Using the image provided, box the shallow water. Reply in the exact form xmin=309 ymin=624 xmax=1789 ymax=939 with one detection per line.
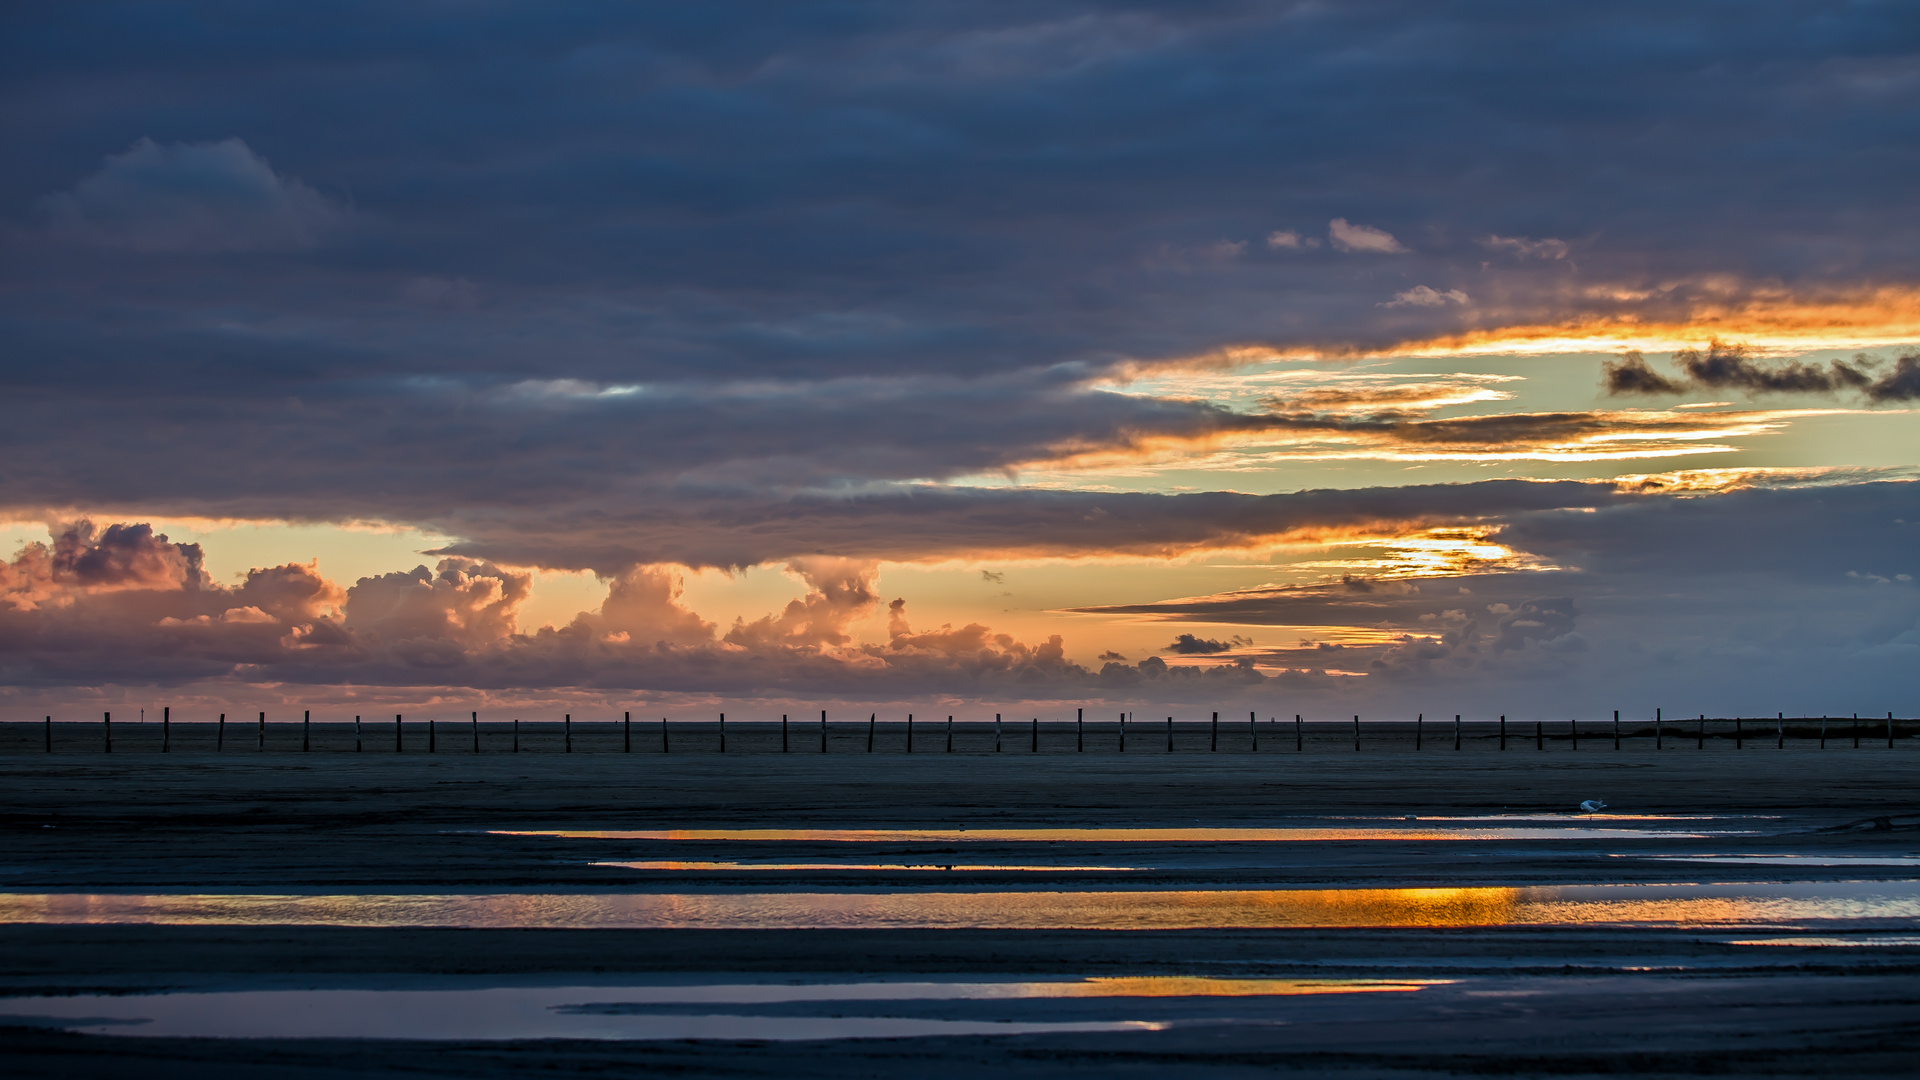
xmin=495 ymin=823 xmax=1740 ymax=842
xmin=6 ymin=881 xmax=1915 ymax=930
xmin=0 ymin=977 xmax=1429 ymax=1041
xmin=591 ymin=861 xmax=1143 ymax=872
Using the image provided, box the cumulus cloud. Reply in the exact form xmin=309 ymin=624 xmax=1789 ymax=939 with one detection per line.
xmin=37 ymin=138 xmax=347 ymax=252
xmin=1382 ymin=286 xmax=1468 ymax=308
xmin=1328 ymin=217 xmax=1408 ymax=254
xmin=1481 ymin=235 xmax=1569 ymax=260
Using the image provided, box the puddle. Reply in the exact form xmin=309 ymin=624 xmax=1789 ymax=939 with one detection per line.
xmin=1726 ymin=935 xmax=1920 ymax=947
xmin=1641 ymin=855 xmax=1920 ymax=867
xmin=496 ymin=824 xmax=1738 ymax=842
xmin=0 ymin=977 xmax=1428 ymax=1041
xmin=5 ymin=882 xmax=1915 ymax=929
xmin=591 ymin=861 xmax=1142 ymax=872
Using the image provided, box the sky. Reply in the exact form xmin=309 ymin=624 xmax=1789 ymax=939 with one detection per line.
xmin=2 ymin=1 xmax=1918 ymax=722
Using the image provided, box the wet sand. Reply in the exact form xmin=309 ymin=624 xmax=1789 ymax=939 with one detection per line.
xmin=3 ymin=740 xmax=1917 ymax=1075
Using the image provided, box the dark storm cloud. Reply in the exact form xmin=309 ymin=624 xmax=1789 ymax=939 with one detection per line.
xmin=2 ymin=2 xmax=1918 ymax=544
xmin=1165 ymin=633 xmax=1231 ymax=655
xmin=1605 ymin=342 xmax=1920 ymax=401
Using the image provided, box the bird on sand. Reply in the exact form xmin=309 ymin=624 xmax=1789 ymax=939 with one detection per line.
xmin=1579 ymin=799 xmax=1608 ymax=813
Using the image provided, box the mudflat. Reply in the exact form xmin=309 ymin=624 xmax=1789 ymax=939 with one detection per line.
xmin=3 ymin=735 xmax=1917 ymax=1076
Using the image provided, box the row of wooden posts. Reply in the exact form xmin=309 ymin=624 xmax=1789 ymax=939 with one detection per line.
xmin=38 ymin=706 xmax=1910 ymax=753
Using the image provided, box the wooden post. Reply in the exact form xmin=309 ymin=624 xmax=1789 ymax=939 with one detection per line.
xmin=44 ymin=715 xmax=51 ymax=753
xmin=1614 ymin=710 xmax=1620 ymax=750
xmin=1210 ymin=711 xmax=1218 ymax=752
xmin=351 ymin=715 xmax=357 ymax=753
xmin=302 ymin=709 xmax=309 ymax=753
xmin=1655 ymin=708 xmax=1662 ymax=750
xmin=820 ymin=710 xmax=827 ymax=753
xmin=512 ymin=717 xmax=519 ymax=753
xmin=623 ymin=711 xmax=631 ymax=753
xmin=1455 ymin=714 xmax=1462 ymax=751
xmin=564 ymin=714 xmax=572 ymax=753
xmin=103 ymin=711 xmax=111 ymax=753
xmin=1416 ymin=713 xmax=1422 ymax=750
xmin=720 ymin=713 xmax=726 ymax=754
xmin=1735 ymin=717 xmax=1742 ymax=750
xmin=474 ymin=711 xmax=481 ymax=753
xmin=1077 ymin=708 xmax=1083 ymax=753
xmin=1250 ymin=711 xmax=1257 ymax=752
xmin=393 ymin=714 xmax=400 ymax=753
xmin=1119 ymin=712 xmax=1126 ymax=753
xmin=1570 ymin=716 xmax=1577 ymax=751
xmin=429 ymin=716 xmax=436 ymax=754
xmin=1166 ymin=716 xmax=1173 ymax=752
xmin=163 ymin=706 xmax=171 ymax=753
xmin=1031 ymin=716 xmax=1038 ymax=753
xmin=867 ymin=713 xmax=875 ymax=753
xmin=662 ymin=717 xmax=669 ymax=754
xmin=1353 ymin=715 xmax=1360 ymax=752
xmin=1890 ymin=711 xmax=1896 ymax=750
xmin=1296 ymin=714 xmax=1302 ymax=753
xmin=995 ymin=713 xmax=1002 ymax=753
xmin=1499 ymin=715 xmax=1506 ymax=751
xmin=1853 ymin=712 xmax=1860 ymax=749
xmin=1777 ymin=712 xmax=1784 ymax=750
xmin=908 ymin=714 xmax=914 ymax=753
xmin=1697 ymin=713 xmax=1704 ymax=750
xmin=946 ymin=715 xmax=953 ymax=753
xmin=782 ymin=714 xmax=789 ymax=753
xmin=260 ymin=711 xmax=267 ymax=752
xmin=1820 ymin=714 xmax=1826 ymax=748
xmin=1535 ymin=720 xmax=1542 ymax=751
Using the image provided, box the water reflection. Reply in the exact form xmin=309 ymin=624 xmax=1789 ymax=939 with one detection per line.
xmin=496 ymin=824 xmax=1732 ymax=842
xmin=591 ymin=861 xmax=1142 ymax=872
xmin=5 ymin=881 xmax=1915 ymax=929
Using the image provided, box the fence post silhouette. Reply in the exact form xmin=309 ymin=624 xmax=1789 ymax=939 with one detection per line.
xmin=1777 ymin=712 xmax=1784 ymax=750
xmin=260 ymin=711 xmax=267 ymax=752
xmin=720 ymin=713 xmax=726 ymax=753
xmin=908 ymin=714 xmax=914 ymax=753
xmin=1499 ymin=715 xmax=1506 ymax=751
xmin=1853 ymin=712 xmax=1860 ymax=749
xmin=1353 ymin=715 xmax=1360 ymax=752
xmin=1697 ymin=714 xmax=1704 ymax=750
xmin=820 ymin=710 xmax=827 ymax=753
xmin=1077 ymin=708 xmax=1083 ymax=752
xmin=1735 ymin=717 xmax=1741 ymax=750
xmin=1820 ymin=715 xmax=1826 ymax=748
xmin=1455 ymin=714 xmax=1462 ymax=751
xmin=1211 ymin=711 xmax=1218 ymax=752
xmin=430 ymin=716 xmax=436 ymax=754
xmin=1613 ymin=710 xmax=1620 ymax=750
xmin=392 ymin=714 xmax=399 ymax=753
xmin=1416 ymin=713 xmax=1422 ymax=751
xmin=1031 ymin=717 xmax=1038 ymax=753
xmin=1890 ymin=711 xmax=1896 ymax=750
xmin=1655 ymin=708 xmax=1662 ymax=750
xmin=1295 ymin=714 xmax=1302 ymax=752
xmin=475 ymin=712 xmax=481 ymax=753
xmin=104 ymin=711 xmax=111 ymax=753
xmin=1536 ymin=720 xmax=1543 ymax=751
xmin=350 ymin=715 xmax=356 ymax=753
xmin=1570 ymin=717 xmax=1577 ymax=751
xmin=623 ymin=712 xmax=630 ymax=753
xmin=867 ymin=713 xmax=875 ymax=752
xmin=1166 ymin=716 xmax=1174 ymax=752
xmin=946 ymin=715 xmax=953 ymax=753
xmin=44 ymin=715 xmax=51 ymax=753
xmin=1120 ymin=712 xmax=1126 ymax=753
xmin=564 ymin=714 xmax=571 ymax=753
xmin=164 ymin=707 xmax=171 ymax=753
xmin=302 ymin=710 xmax=309 ymax=753
xmin=783 ymin=714 xmax=789 ymax=753
xmin=663 ymin=717 xmax=670 ymax=754
xmin=995 ymin=713 xmax=1002 ymax=753
xmin=513 ymin=717 xmax=519 ymax=753
xmin=1251 ymin=711 xmax=1258 ymax=752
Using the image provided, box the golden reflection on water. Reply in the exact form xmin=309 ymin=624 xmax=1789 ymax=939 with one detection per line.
xmin=497 ymin=826 xmax=1719 ymax=842
xmin=3 ymin=883 xmax=1915 ymax=930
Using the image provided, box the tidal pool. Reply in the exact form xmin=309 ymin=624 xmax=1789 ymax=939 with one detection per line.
xmin=5 ymin=881 xmax=1916 ymax=929
xmin=0 ymin=977 xmax=1431 ymax=1041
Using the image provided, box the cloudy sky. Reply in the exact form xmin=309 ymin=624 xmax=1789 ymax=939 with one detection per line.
xmin=3 ymin=2 xmax=1917 ymax=721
